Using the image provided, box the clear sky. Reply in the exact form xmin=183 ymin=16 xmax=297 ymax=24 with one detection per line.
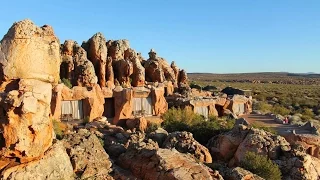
xmin=0 ymin=0 xmax=319 ymax=73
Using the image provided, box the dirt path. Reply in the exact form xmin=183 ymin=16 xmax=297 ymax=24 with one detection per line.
xmin=240 ymin=114 xmax=311 ymax=135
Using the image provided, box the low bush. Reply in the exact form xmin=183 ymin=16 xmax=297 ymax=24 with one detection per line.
xmin=271 ymin=104 xmax=290 ymax=116
xmin=52 ymin=119 xmax=67 ymax=140
xmin=162 ymin=108 xmax=235 ymax=144
xmin=240 ymin=151 xmax=282 ymax=180
xmin=61 ymin=78 xmax=72 ymax=89
xmin=254 ymin=101 xmax=272 ymax=112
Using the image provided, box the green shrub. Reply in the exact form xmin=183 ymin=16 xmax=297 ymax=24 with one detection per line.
xmin=190 ymin=119 xmax=235 ymax=144
xmin=162 ymin=108 xmax=235 ymax=144
xmin=83 ymin=116 xmax=90 ymax=124
xmin=255 ymin=102 xmax=272 ymax=112
xmin=189 ymin=82 xmax=202 ymax=90
xmin=240 ymin=151 xmax=282 ymax=180
xmin=52 ymin=119 xmax=67 ymax=140
xmin=271 ymin=104 xmax=290 ymax=116
xmin=162 ymin=107 xmax=204 ymax=128
xmin=146 ymin=123 xmax=160 ymax=134
xmin=61 ymin=78 xmax=72 ymax=89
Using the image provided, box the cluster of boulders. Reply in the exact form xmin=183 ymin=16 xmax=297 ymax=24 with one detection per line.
xmin=207 ymin=121 xmax=320 ymax=180
xmin=59 ymin=32 xmax=188 ymax=89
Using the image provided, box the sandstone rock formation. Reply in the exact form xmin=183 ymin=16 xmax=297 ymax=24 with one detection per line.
xmin=276 ymin=147 xmax=320 ymax=180
xmin=178 ymin=69 xmax=189 ymax=86
xmin=162 ymin=131 xmax=212 ymax=163
xmin=1 ymin=142 xmax=74 ymax=180
xmin=82 ymin=33 xmax=108 ymax=87
xmin=125 ymin=48 xmax=145 ymax=87
xmin=284 ymin=133 xmax=320 ymax=158
xmin=224 ymin=167 xmax=264 ymax=180
xmin=63 ymin=129 xmax=113 ymax=179
xmin=117 ymin=139 xmax=214 ymax=180
xmin=107 ymin=39 xmax=130 ymax=61
xmin=171 ymin=61 xmax=180 ymax=86
xmin=0 ymin=19 xmax=60 ymax=162
xmin=60 ymin=40 xmax=98 ymax=87
xmin=207 ymin=124 xmax=250 ymax=162
xmin=144 ymin=49 xmax=177 ymax=83
xmin=0 ymin=19 xmax=60 ymax=84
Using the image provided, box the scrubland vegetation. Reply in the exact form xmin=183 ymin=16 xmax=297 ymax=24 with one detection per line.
xmin=162 ymin=108 xmax=235 ymax=144
xmin=240 ymin=151 xmax=282 ymax=180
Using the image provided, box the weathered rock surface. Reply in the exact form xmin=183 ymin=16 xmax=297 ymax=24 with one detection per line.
xmin=107 ymin=39 xmax=130 ymax=61
xmin=224 ymin=167 xmax=264 ymax=180
xmin=125 ymin=48 xmax=145 ymax=87
xmin=284 ymin=133 xmax=320 ymax=158
xmin=276 ymin=149 xmax=320 ymax=180
xmin=231 ymin=128 xmax=291 ymax=166
xmin=1 ymin=141 xmax=74 ymax=180
xmin=0 ymin=19 xmax=60 ymax=163
xmin=148 ymin=128 xmax=169 ymax=146
xmin=126 ymin=117 xmax=148 ymax=132
xmin=207 ymin=125 xmax=250 ymax=162
xmin=0 ymin=79 xmax=54 ymax=162
xmin=63 ymin=129 xmax=113 ymax=179
xmin=0 ymin=19 xmax=60 ymax=84
xmin=162 ymin=131 xmax=212 ymax=163
xmin=117 ymin=139 xmax=214 ymax=180
xmin=82 ymin=33 xmax=108 ymax=87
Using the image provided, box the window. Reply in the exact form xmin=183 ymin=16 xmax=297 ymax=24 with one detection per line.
xmin=194 ymin=106 xmax=209 ymax=119
xmin=61 ymin=100 xmax=83 ymax=121
xmin=132 ymin=97 xmax=153 ymax=116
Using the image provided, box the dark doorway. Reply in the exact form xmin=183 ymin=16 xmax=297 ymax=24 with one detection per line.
xmin=104 ymin=98 xmax=115 ymax=118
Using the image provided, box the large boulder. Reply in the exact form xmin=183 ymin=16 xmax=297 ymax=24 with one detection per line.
xmin=0 ymin=79 xmax=54 ymax=162
xmin=1 ymin=141 xmax=74 ymax=180
xmin=0 ymin=19 xmax=60 ymax=84
xmin=224 ymin=167 xmax=264 ymax=180
xmin=276 ymin=149 xmax=320 ymax=180
xmin=207 ymin=125 xmax=250 ymax=162
xmin=63 ymin=129 xmax=113 ymax=179
xmin=117 ymin=139 xmax=214 ymax=180
xmin=231 ymin=128 xmax=291 ymax=166
xmin=125 ymin=48 xmax=145 ymax=87
xmin=162 ymin=131 xmax=212 ymax=163
xmin=82 ymin=33 xmax=108 ymax=87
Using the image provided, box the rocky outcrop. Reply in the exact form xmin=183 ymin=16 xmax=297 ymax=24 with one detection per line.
xmin=0 ymin=19 xmax=60 ymax=84
xmin=284 ymin=133 xmax=320 ymax=158
xmin=276 ymin=148 xmax=320 ymax=180
xmin=63 ymin=129 xmax=113 ymax=179
xmin=1 ymin=141 xmax=74 ymax=180
xmin=178 ymin=69 xmax=189 ymax=86
xmin=224 ymin=167 xmax=264 ymax=180
xmin=171 ymin=61 xmax=180 ymax=86
xmin=125 ymin=48 xmax=145 ymax=87
xmin=231 ymin=128 xmax=291 ymax=165
xmin=207 ymin=125 xmax=250 ymax=162
xmin=117 ymin=139 xmax=214 ymax=180
xmin=82 ymin=33 xmax=108 ymax=87
xmin=162 ymin=131 xmax=212 ymax=163
xmin=144 ymin=49 xmax=175 ymax=83
xmin=60 ymin=40 xmax=98 ymax=87
xmin=152 ymin=87 xmax=168 ymax=115
xmin=107 ymin=39 xmax=130 ymax=61
xmin=0 ymin=19 xmax=61 ymax=162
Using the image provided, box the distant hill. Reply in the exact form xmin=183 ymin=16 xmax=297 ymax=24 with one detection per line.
xmin=188 ymin=72 xmax=320 ymax=85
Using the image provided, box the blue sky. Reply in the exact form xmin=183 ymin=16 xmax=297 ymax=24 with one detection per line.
xmin=0 ymin=0 xmax=319 ymax=73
